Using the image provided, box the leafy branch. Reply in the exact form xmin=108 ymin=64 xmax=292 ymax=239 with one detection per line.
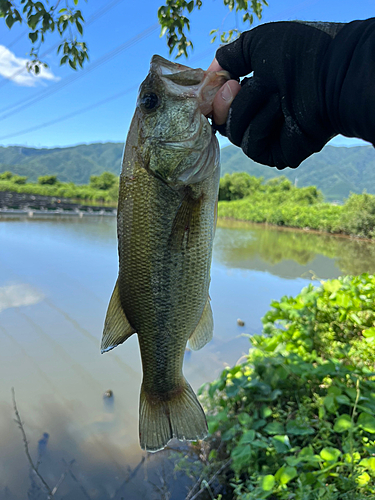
xmin=0 ymin=0 xmax=88 ymax=73
xmin=158 ymin=0 xmax=268 ymax=58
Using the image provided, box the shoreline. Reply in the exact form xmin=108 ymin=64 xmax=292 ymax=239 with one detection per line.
xmin=217 ymin=216 xmax=375 ymax=243
xmin=0 ymin=208 xmax=116 ymax=217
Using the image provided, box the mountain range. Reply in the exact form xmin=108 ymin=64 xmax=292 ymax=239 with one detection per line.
xmin=1 ymin=142 xmax=374 ymax=201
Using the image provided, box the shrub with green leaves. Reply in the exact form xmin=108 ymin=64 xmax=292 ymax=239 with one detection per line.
xmin=217 ymin=172 xmax=375 ymax=239
xmin=0 ymin=171 xmax=119 ymax=204
xmin=182 ymin=275 xmax=375 ymax=499
xmin=339 ymin=193 xmax=375 ymax=239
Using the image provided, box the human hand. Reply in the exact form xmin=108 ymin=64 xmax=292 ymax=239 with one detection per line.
xmin=207 ymin=58 xmax=241 ymax=126
xmin=212 ymin=22 xmax=338 ymax=169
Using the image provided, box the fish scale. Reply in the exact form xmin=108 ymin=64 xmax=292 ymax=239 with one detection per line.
xmin=101 ymin=55 xmax=229 ymax=452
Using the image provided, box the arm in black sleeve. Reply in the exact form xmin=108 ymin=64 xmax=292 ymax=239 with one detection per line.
xmin=215 ymin=19 xmax=375 ymax=169
xmin=322 ymin=19 xmax=375 ymax=146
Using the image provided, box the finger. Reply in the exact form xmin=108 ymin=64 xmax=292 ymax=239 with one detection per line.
xmin=207 ymin=58 xmax=223 ymax=72
xmin=212 ymin=80 xmax=241 ymax=125
xmin=215 ymin=28 xmax=258 ymax=78
xmin=225 ymin=76 xmax=275 ymax=146
xmin=239 ymin=92 xmax=285 ymax=167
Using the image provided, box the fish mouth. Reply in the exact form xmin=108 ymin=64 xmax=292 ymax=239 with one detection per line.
xmin=151 ymin=55 xmax=230 ymax=115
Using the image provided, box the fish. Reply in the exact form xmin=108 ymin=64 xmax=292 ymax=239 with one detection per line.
xmin=101 ymin=55 xmax=229 ymax=452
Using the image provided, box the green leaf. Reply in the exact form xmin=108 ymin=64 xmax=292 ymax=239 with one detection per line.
xmin=336 ymin=394 xmax=351 ymax=405
xmin=29 ymin=31 xmax=38 ymax=43
xmin=363 ymin=327 xmax=375 ymax=338
xmin=275 ymin=466 xmax=297 ymax=485
xmin=271 ymin=435 xmax=291 ymax=454
xmin=5 ymin=15 xmax=15 ymax=28
xmin=286 ymin=456 xmax=302 ymax=467
xmin=231 ymin=444 xmax=252 ymax=469
xmin=187 ymin=0 xmax=194 ymax=13
xmin=357 ymin=472 xmax=371 ymax=486
xmin=261 ymin=405 xmax=272 ymax=418
xmin=358 ymin=412 xmax=375 ymax=433
xmin=251 ymin=439 xmax=269 ymax=449
xmin=286 ymin=420 xmax=314 ymax=435
xmin=323 ymin=279 xmax=341 ymax=294
xmin=238 ymin=412 xmax=252 ymax=426
xmin=261 ymin=475 xmax=275 ymax=491
xmin=360 ymin=457 xmax=375 ymax=471
xmin=320 ymin=447 xmax=341 ymax=462
xmin=239 ymin=429 xmax=255 ymax=444
xmin=324 ymin=395 xmax=338 ymax=413
xmin=333 ymin=414 xmax=353 ymax=433
xmin=264 ymin=421 xmax=284 ymax=435
xmin=76 ymin=19 xmax=83 ymax=35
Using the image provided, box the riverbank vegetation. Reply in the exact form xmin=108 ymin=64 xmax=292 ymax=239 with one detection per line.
xmin=0 ymin=171 xmax=119 ymax=204
xmin=218 ymin=173 xmax=375 ymax=239
xmin=179 ymin=274 xmax=375 ymax=499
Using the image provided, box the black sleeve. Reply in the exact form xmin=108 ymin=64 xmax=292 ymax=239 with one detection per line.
xmin=215 ymin=19 xmax=375 ymax=169
xmin=322 ymin=18 xmax=375 ymax=146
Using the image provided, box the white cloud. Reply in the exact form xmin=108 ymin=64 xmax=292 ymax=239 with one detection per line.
xmin=0 ymin=284 xmax=44 ymax=312
xmin=0 ymin=45 xmax=59 ymax=87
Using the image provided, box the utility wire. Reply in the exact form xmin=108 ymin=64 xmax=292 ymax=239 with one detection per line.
xmin=5 ymin=30 xmax=28 ymax=50
xmin=0 ymin=0 xmax=127 ymax=86
xmin=0 ymin=23 xmax=158 ymax=121
xmin=0 ymin=84 xmax=138 ymax=140
xmin=0 ymin=49 xmax=216 ymax=142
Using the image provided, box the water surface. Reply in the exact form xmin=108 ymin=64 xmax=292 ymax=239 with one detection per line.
xmin=1 ymin=216 xmax=374 ymax=499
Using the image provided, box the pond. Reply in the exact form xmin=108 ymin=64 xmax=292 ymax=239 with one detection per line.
xmin=1 ymin=215 xmax=374 ymax=499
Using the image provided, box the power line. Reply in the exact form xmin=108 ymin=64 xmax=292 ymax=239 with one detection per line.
xmin=0 ymin=23 xmax=158 ymax=121
xmin=0 ymin=0 xmax=127 ymax=86
xmin=0 ymin=84 xmax=138 ymax=140
xmin=0 ymin=48 xmax=219 ymax=141
xmin=6 ymin=30 xmax=28 ymax=50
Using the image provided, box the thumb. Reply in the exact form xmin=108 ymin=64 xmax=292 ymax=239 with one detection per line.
xmin=212 ymin=80 xmax=241 ymax=125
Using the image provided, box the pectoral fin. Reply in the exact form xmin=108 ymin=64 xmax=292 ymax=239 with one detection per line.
xmin=101 ymin=280 xmax=136 ymax=353
xmin=188 ymin=299 xmax=213 ymax=351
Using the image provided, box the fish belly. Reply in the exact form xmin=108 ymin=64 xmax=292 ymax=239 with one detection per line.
xmin=117 ymin=161 xmax=218 ymax=451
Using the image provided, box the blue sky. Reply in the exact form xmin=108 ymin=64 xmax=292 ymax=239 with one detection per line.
xmin=0 ymin=0 xmax=373 ymax=150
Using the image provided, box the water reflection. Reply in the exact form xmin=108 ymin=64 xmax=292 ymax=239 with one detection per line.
xmin=0 ymin=284 xmax=44 ymax=312
xmin=215 ymin=219 xmax=375 ymax=278
xmin=1 ymin=215 xmax=375 ymax=499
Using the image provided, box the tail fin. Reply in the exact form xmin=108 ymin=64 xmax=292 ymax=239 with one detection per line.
xmin=139 ymin=380 xmax=207 ymax=452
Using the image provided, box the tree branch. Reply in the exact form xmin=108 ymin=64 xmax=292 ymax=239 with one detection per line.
xmin=185 ymin=459 xmax=232 ymax=500
xmin=11 ymin=387 xmax=54 ymax=499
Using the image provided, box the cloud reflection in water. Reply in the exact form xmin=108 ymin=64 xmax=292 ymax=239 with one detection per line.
xmin=0 ymin=284 xmax=44 ymax=313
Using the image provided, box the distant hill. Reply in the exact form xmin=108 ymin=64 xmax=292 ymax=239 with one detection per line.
xmin=0 ymin=142 xmax=374 ymax=201
xmin=221 ymin=144 xmax=375 ymax=201
xmin=0 ymin=143 xmax=124 ymax=185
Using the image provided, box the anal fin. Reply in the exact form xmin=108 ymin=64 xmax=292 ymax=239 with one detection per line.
xmin=188 ymin=299 xmax=213 ymax=351
xmin=101 ymin=279 xmax=136 ymax=353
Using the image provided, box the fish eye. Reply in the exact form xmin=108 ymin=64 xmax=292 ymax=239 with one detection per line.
xmin=140 ymin=93 xmax=159 ymax=111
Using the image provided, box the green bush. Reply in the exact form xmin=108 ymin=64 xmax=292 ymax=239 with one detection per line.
xmin=38 ymin=175 xmax=58 ymax=185
xmin=0 ymin=171 xmax=119 ymax=204
xmin=12 ymin=175 xmax=28 ymax=185
xmin=219 ymin=173 xmax=264 ymax=201
xmin=89 ymin=171 xmax=117 ymax=190
xmin=181 ymin=275 xmax=375 ymax=500
xmin=339 ymin=193 xmax=375 ymax=239
xmin=0 ymin=171 xmax=13 ymax=180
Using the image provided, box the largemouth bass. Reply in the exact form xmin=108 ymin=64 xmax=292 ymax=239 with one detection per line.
xmin=101 ymin=55 xmax=229 ymax=452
